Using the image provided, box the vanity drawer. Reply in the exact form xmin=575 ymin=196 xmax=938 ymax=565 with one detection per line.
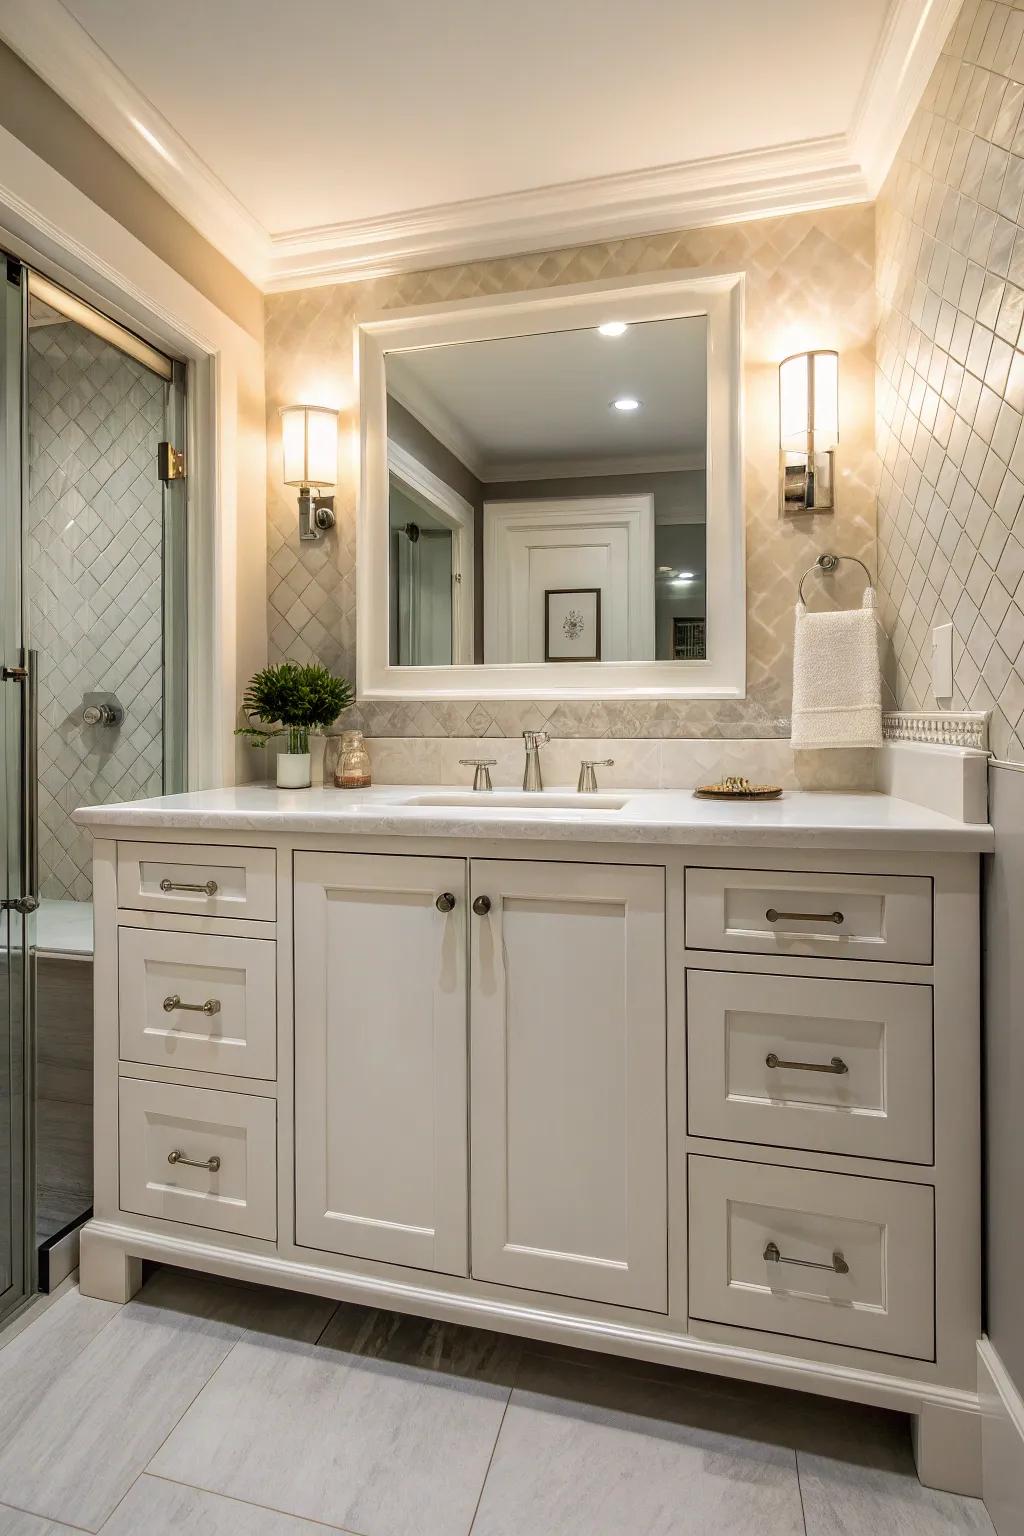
xmin=688 ymin=1155 xmax=934 ymax=1359
xmin=118 ymin=1077 xmax=276 ymax=1239
xmin=685 ymin=867 xmax=932 ymax=964
xmin=686 ymin=970 xmax=933 ymax=1163
xmin=116 ymin=842 xmax=276 ymax=922
xmin=118 ymin=927 xmax=277 ymax=1080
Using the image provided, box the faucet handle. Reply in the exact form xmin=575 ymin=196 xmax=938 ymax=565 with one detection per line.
xmin=522 ymin=730 xmax=550 ymax=750
xmin=577 ymin=758 xmax=615 ymax=793
xmin=460 ymin=758 xmax=496 ymax=791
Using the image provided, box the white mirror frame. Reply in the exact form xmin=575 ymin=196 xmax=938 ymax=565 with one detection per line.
xmin=357 ymin=268 xmax=745 ymax=701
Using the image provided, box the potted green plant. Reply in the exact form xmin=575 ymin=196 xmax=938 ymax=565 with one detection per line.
xmin=236 ymin=662 xmax=353 ymax=788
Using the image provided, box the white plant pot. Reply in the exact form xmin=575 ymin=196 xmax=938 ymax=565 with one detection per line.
xmin=276 ymin=751 xmax=311 ymax=789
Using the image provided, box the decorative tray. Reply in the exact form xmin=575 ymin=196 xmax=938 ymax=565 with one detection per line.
xmin=694 ymin=776 xmax=783 ymax=800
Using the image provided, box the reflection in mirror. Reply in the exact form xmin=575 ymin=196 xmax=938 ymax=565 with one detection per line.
xmin=385 ymin=315 xmax=707 ymax=668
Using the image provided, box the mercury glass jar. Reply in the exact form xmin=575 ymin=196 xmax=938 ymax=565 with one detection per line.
xmin=335 ymin=729 xmax=371 ymax=789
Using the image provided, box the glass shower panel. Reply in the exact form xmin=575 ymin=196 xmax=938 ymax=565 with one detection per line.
xmin=0 ymin=257 xmax=30 ymax=1326
xmin=24 ymin=282 xmax=183 ymax=1260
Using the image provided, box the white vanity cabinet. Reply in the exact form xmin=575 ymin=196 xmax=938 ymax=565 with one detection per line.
xmin=77 ymin=797 xmax=988 ymax=1499
xmin=293 ymin=851 xmax=469 ymax=1275
xmin=468 ymin=858 xmax=666 ymax=1310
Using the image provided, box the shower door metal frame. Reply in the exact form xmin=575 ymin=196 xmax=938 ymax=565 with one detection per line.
xmin=0 ymin=256 xmax=35 ymax=1325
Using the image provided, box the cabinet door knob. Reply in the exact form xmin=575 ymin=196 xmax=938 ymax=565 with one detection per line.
xmin=472 ymin=895 xmax=492 ymax=916
xmin=435 ymin=892 xmax=456 ymax=913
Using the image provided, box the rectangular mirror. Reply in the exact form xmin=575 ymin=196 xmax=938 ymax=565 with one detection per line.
xmin=359 ymin=271 xmax=744 ymax=700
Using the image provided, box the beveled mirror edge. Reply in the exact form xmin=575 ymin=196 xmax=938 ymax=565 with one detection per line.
xmin=357 ymin=267 xmax=746 ymax=701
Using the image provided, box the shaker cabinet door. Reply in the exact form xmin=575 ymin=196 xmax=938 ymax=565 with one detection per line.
xmin=293 ymin=851 xmax=468 ymax=1275
xmin=469 ymin=858 xmax=667 ymax=1311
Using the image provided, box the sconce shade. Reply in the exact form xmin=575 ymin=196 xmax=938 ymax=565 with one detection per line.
xmin=779 ymin=350 xmax=839 ymax=454
xmin=281 ymin=404 xmax=338 ymax=488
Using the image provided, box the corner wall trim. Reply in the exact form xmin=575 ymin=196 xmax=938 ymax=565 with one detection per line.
xmin=978 ymin=1338 xmax=1024 ymax=1536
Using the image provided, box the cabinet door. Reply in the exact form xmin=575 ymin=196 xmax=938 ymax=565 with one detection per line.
xmin=294 ymin=851 xmax=468 ymax=1275
xmin=470 ymin=859 xmax=667 ymax=1311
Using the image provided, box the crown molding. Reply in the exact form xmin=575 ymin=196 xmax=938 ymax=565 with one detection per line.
xmin=0 ymin=0 xmax=269 ymax=285
xmin=850 ymin=0 xmax=963 ymax=196
xmin=0 ymin=0 xmax=951 ymax=295
xmin=265 ymin=137 xmax=869 ymax=291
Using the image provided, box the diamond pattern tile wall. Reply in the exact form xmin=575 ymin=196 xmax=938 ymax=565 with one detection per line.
xmin=876 ymin=0 xmax=1024 ymax=763
xmin=26 ymin=323 xmax=165 ymax=900
xmin=265 ymin=204 xmax=878 ymax=738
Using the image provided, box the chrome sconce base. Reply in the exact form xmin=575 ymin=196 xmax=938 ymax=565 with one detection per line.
xmin=780 ymin=448 xmax=835 ymax=516
xmin=298 ymin=486 xmax=336 ymax=541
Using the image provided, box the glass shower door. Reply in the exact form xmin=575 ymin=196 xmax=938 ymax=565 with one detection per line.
xmin=0 ymin=255 xmax=32 ymax=1325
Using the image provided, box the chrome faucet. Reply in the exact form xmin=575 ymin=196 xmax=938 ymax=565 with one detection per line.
xmin=522 ymin=730 xmax=550 ymax=791
xmin=460 ymin=758 xmax=496 ymax=791
xmin=577 ymin=758 xmax=614 ymax=793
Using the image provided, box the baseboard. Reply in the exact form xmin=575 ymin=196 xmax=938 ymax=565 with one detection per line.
xmin=37 ymin=1208 xmax=91 ymax=1294
xmin=978 ymin=1338 xmax=1024 ymax=1536
xmin=81 ymin=1218 xmax=978 ymax=1421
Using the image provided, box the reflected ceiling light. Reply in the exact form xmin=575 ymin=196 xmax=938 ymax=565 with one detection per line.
xmin=281 ymin=403 xmax=339 ymax=542
xmin=598 ymin=321 xmax=628 ymax=337
xmin=671 ymin=572 xmax=695 ymax=585
xmin=611 ymin=396 xmax=641 ymax=411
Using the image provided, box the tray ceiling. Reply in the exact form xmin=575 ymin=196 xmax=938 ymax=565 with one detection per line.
xmin=0 ymin=0 xmax=961 ymax=290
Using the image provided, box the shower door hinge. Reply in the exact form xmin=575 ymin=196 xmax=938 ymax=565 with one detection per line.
xmin=1 ymin=665 xmax=28 ymax=681
xmin=158 ymin=442 xmax=186 ymax=482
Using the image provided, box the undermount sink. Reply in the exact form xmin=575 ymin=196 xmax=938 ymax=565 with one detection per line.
xmin=406 ymin=791 xmax=629 ymax=812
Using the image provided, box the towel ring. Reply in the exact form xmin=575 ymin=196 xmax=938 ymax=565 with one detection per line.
xmin=798 ymin=552 xmax=874 ymax=607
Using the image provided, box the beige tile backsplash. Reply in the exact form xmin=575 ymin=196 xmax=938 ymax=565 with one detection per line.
xmin=265 ymin=203 xmax=878 ymax=744
xmin=877 ymin=0 xmax=1024 ymax=764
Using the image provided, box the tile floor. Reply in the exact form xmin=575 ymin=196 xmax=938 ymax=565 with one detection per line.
xmin=0 ymin=1266 xmax=995 ymax=1536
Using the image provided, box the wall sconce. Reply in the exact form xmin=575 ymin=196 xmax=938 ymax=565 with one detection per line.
xmin=779 ymin=350 xmax=838 ymax=515
xmin=281 ymin=404 xmax=339 ymax=541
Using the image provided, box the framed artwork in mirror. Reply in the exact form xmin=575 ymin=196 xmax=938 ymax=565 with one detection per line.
xmin=545 ymin=588 xmax=601 ymax=662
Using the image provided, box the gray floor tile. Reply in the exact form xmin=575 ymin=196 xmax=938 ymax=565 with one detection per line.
xmin=0 ymin=1269 xmax=335 ymax=1533
xmin=0 ymin=1287 xmax=118 ymax=1441
xmin=470 ymin=1351 xmax=805 ymax=1536
xmin=0 ymin=1506 xmax=79 ymax=1536
xmin=150 ymin=1303 xmax=521 ymax=1536
xmin=99 ymin=1475 xmax=355 ymax=1535
xmin=794 ymin=1399 xmax=995 ymax=1535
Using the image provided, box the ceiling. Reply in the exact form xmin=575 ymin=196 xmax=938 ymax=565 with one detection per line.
xmin=0 ymin=0 xmax=959 ymax=290
xmin=386 ymin=316 xmax=708 ymax=478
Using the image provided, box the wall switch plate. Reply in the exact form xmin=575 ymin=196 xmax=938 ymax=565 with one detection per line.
xmin=931 ymin=622 xmax=953 ymax=700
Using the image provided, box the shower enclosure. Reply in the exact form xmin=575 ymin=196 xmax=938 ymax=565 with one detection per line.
xmin=0 ymin=253 xmax=186 ymax=1322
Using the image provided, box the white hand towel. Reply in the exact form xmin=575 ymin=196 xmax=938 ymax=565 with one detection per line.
xmin=791 ymin=587 xmax=882 ymax=750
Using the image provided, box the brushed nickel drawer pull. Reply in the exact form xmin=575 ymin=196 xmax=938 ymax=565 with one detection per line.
xmin=765 ymin=907 xmax=844 ymax=925
xmin=766 ymin=1052 xmax=848 ymax=1075
xmin=763 ymin=1240 xmax=849 ymax=1274
xmin=159 ymin=878 xmax=219 ymax=896
xmin=167 ymin=1148 xmax=221 ymax=1173
xmin=162 ymin=994 xmax=222 ymax=1016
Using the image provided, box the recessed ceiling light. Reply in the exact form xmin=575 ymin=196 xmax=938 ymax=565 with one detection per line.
xmin=598 ymin=321 xmax=628 ymax=337
xmin=611 ymin=396 xmax=641 ymax=412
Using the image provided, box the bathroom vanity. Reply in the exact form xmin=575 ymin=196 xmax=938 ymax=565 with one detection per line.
xmin=75 ymin=783 xmax=991 ymax=1495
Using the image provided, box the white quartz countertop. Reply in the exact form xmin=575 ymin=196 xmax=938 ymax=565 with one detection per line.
xmin=72 ymin=783 xmax=995 ymax=852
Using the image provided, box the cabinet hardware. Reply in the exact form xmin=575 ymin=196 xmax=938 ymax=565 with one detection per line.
xmin=162 ymin=994 xmax=222 ymax=1016
xmin=763 ymin=1241 xmax=849 ymax=1274
xmin=765 ymin=1052 xmax=848 ymax=1075
xmin=160 ymin=878 xmax=219 ymax=896
xmin=472 ymin=895 xmax=492 ymax=916
xmin=167 ymin=1149 xmax=221 ymax=1172
xmin=765 ymin=907 xmax=844 ymax=925
xmin=435 ymin=892 xmax=457 ymax=913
